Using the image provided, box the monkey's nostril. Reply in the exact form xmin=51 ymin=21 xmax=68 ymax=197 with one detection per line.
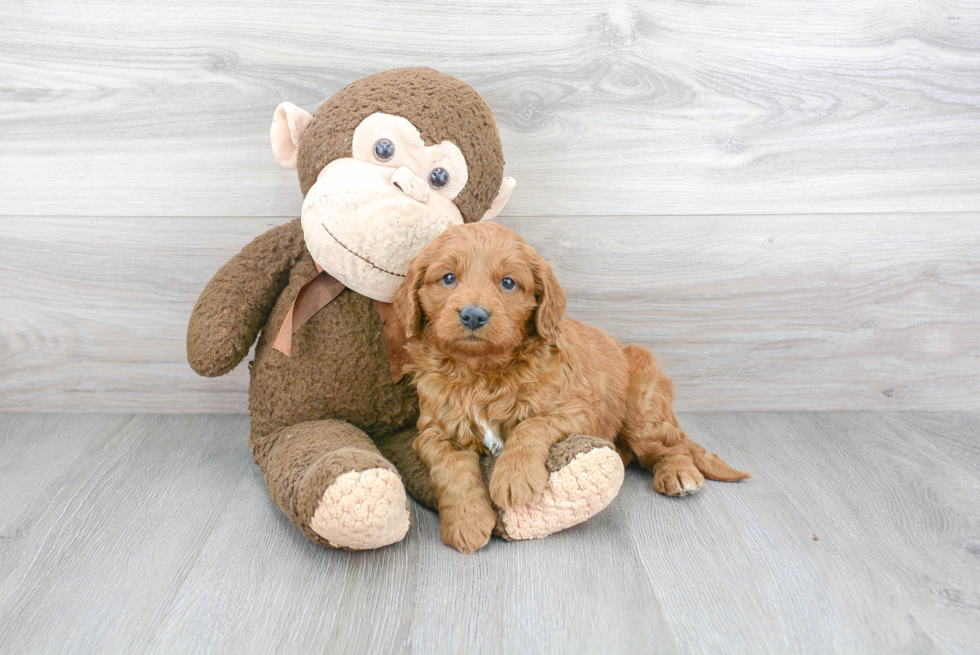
xmin=391 ymin=166 xmax=429 ymax=202
xmin=459 ymin=305 xmax=490 ymax=330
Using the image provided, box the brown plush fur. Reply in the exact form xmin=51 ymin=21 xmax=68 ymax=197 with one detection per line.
xmin=188 ymin=219 xmax=423 ymax=546
xmin=187 ymin=219 xmax=306 ymax=378
xmin=298 ymin=67 xmax=504 ymax=223
xmin=395 ymin=223 xmax=750 ymax=552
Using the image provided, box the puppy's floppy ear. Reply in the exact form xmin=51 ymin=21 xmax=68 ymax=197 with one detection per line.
xmin=394 ymin=246 xmax=433 ymax=340
xmin=530 ymin=251 xmax=566 ymax=344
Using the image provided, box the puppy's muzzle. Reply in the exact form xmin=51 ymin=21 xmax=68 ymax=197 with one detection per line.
xmin=459 ymin=305 xmax=490 ymax=331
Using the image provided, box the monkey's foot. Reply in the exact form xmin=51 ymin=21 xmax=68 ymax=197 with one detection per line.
xmin=496 ymin=435 xmax=624 ymax=541
xmin=310 ymin=467 xmax=410 ymax=550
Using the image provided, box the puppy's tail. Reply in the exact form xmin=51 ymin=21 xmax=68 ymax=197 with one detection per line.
xmin=688 ymin=441 xmax=752 ymax=482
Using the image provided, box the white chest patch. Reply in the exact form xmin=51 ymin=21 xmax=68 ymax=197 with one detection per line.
xmin=475 ymin=411 xmax=504 ymax=457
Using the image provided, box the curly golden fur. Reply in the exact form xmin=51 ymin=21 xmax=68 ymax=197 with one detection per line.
xmin=394 ymin=222 xmax=750 ymax=553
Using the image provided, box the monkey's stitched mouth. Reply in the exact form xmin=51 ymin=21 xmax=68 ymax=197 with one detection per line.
xmin=321 ymin=223 xmax=406 ymax=278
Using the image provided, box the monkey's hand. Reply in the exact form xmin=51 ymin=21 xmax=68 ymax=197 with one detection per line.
xmin=187 ymin=218 xmax=305 ymax=377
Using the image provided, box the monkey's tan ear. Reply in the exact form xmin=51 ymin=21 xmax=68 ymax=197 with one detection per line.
xmin=479 ymin=177 xmax=516 ymax=222
xmin=271 ymin=102 xmax=314 ymax=170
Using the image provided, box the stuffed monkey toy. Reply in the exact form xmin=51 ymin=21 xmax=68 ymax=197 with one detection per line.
xmin=187 ymin=68 xmax=625 ymax=551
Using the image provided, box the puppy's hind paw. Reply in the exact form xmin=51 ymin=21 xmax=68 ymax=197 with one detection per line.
xmin=653 ymin=457 xmax=705 ymax=497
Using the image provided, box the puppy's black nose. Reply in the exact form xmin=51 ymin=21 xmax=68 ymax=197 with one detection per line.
xmin=459 ymin=305 xmax=489 ymax=330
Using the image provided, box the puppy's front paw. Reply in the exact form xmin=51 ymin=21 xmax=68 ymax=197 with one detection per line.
xmin=490 ymin=455 xmax=550 ymax=509
xmin=440 ymin=498 xmax=496 ymax=554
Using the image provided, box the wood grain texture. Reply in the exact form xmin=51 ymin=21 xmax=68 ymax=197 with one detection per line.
xmin=0 ymin=414 xmax=255 ymax=652
xmin=0 ymin=412 xmax=977 ymax=653
xmin=1 ymin=0 xmax=979 ymax=217
xmin=618 ymin=411 xmax=980 ymax=654
xmin=2 ymin=214 xmax=977 ymax=412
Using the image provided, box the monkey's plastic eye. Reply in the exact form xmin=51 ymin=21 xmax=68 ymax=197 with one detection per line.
xmin=374 ymin=139 xmax=395 ymax=162
xmin=501 ymin=277 xmax=516 ymax=291
xmin=441 ymin=273 xmax=456 ymax=286
xmin=428 ymin=167 xmax=449 ymax=189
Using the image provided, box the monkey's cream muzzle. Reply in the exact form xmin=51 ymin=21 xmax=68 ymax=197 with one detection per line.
xmin=302 ymin=158 xmax=465 ymax=302
xmin=273 ymin=107 xmax=513 ymax=302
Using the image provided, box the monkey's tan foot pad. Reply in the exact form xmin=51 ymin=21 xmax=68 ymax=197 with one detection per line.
xmin=497 ymin=435 xmax=625 ymax=541
xmin=310 ymin=468 xmax=410 ymax=550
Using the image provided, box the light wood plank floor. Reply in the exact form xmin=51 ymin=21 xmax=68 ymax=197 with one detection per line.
xmin=1 ymin=412 xmax=977 ymax=654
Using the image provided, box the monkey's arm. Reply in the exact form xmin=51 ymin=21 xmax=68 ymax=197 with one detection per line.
xmin=187 ymin=218 xmax=305 ymax=377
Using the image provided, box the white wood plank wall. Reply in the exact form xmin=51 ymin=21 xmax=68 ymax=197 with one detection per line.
xmin=1 ymin=1 xmax=978 ymax=412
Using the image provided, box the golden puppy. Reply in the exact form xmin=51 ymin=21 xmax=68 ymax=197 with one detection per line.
xmin=394 ymin=222 xmax=749 ymax=553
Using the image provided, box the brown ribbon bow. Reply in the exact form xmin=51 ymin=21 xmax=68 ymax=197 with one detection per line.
xmin=271 ymin=264 xmax=411 ymax=383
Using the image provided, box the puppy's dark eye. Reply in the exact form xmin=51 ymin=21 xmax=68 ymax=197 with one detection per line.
xmin=374 ymin=139 xmax=395 ymax=162
xmin=501 ymin=277 xmax=516 ymax=291
xmin=428 ymin=167 xmax=449 ymax=189
xmin=441 ymin=272 xmax=456 ymax=286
